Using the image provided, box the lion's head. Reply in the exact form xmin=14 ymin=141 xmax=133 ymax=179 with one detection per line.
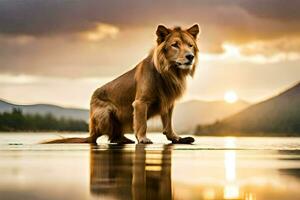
xmin=153 ymin=24 xmax=200 ymax=77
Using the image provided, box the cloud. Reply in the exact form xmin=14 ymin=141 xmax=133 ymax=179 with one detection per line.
xmin=0 ymin=74 xmax=113 ymax=108
xmin=238 ymin=0 xmax=300 ymax=22
xmin=0 ymin=27 xmax=153 ymax=77
xmin=0 ymin=35 xmax=36 ymax=45
xmin=0 ymin=0 xmax=300 ymax=78
xmin=80 ymin=23 xmax=119 ymax=42
xmin=239 ymin=37 xmax=300 ymax=56
xmin=1 ymin=1 xmax=299 ymax=38
xmin=0 ymin=74 xmax=38 ymax=84
xmin=201 ymin=42 xmax=300 ymax=64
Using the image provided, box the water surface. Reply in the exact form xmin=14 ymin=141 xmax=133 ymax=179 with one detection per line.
xmin=1 ymin=133 xmax=300 ymax=200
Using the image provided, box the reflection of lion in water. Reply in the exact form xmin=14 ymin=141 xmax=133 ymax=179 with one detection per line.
xmin=45 ymin=24 xmax=200 ymax=144
xmin=90 ymin=145 xmax=172 ymax=199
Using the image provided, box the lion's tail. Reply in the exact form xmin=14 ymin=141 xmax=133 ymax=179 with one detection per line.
xmin=41 ymin=136 xmax=93 ymax=144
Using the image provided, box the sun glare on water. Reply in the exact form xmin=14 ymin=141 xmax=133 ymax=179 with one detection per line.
xmin=224 ymin=90 xmax=238 ymax=103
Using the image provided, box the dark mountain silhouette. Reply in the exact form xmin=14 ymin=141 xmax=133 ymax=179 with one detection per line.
xmin=196 ymin=82 xmax=300 ymax=136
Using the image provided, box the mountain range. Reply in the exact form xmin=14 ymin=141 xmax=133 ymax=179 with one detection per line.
xmin=0 ymin=100 xmax=89 ymax=121
xmin=0 ymin=98 xmax=250 ymax=133
xmin=2 ymin=81 xmax=299 ymax=135
xmin=195 ymin=82 xmax=300 ymax=136
xmin=172 ymin=100 xmax=249 ymax=132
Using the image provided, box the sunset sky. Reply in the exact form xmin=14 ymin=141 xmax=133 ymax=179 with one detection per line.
xmin=0 ymin=0 xmax=299 ymax=108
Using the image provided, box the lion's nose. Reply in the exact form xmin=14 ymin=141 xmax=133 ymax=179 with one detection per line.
xmin=186 ymin=54 xmax=194 ymax=61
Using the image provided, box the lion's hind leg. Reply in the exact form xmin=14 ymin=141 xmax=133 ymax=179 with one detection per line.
xmin=89 ymin=105 xmax=115 ymax=144
xmin=109 ymin=115 xmax=135 ymax=144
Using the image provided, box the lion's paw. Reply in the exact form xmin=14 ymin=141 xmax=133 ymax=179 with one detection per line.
xmin=172 ymin=136 xmax=195 ymax=144
xmin=138 ymin=137 xmax=153 ymax=144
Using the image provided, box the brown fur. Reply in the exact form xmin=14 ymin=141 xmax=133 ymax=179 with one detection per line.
xmin=43 ymin=24 xmax=200 ymax=144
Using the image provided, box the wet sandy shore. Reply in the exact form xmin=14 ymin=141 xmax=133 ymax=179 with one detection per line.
xmin=1 ymin=133 xmax=300 ymax=200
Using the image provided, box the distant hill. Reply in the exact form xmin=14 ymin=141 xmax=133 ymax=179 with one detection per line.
xmin=0 ymin=108 xmax=88 ymax=132
xmin=1 ymin=98 xmax=250 ymax=133
xmin=0 ymin=99 xmax=89 ymax=122
xmin=147 ymin=100 xmax=250 ymax=133
xmin=172 ymin=100 xmax=249 ymax=132
xmin=195 ymin=82 xmax=300 ymax=136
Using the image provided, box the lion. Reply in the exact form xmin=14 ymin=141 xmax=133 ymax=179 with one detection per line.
xmin=44 ymin=24 xmax=200 ymax=144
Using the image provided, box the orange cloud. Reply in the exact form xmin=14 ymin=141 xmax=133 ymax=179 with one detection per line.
xmin=81 ymin=23 xmax=119 ymax=42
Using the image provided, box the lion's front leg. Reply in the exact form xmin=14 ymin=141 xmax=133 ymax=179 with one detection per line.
xmin=161 ymin=105 xmax=180 ymax=142
xmin=161 ymin=105 xmax=195 ymax=144
xmin=133 ymin=100 xmax=153 ymax=144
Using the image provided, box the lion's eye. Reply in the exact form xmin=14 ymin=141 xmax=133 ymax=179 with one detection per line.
xmin=171 ymin=43 xmax=179 ymax=48
xmin=189 ymin=44 xmax=193 ymax=48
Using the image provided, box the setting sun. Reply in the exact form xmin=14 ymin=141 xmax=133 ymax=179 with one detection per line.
xmin=224 ymin=90 xmax=238 ymax=103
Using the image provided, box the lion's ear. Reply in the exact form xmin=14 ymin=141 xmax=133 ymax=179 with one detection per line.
xmin=156 ymin=25 xmax=171 ymax=44
xmin=187 ymin=24 xmax=200 ymax=39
